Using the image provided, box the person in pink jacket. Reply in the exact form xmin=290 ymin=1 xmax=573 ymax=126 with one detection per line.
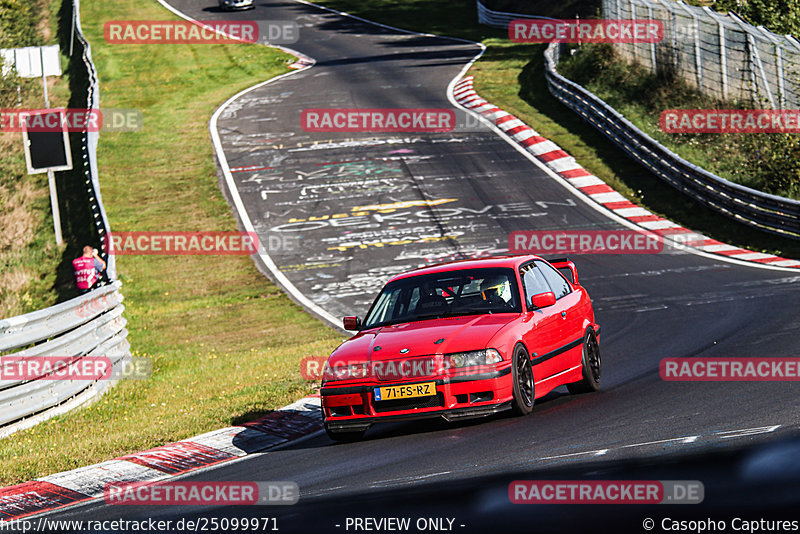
xmin=72 ymin=246 xmax=107 ymax=294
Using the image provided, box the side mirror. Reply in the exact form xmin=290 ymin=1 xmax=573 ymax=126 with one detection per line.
xmin=342 ymin=316 xmax=361 ymax=331
xmin=530 ymin=292 xmax=556 ymax=310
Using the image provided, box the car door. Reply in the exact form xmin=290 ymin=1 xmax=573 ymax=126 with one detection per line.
xmin=536 ymin=260 xmax=584 ymax=371
xmin=519 ymin=262 xmax=566 ymax=383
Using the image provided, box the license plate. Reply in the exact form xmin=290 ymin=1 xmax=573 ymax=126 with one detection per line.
xmin=374 ymin=381 xmax=436 ymax=401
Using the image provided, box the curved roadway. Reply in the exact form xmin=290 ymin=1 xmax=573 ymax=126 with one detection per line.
xmin=49 ymin=0 xmax=800 ymax=531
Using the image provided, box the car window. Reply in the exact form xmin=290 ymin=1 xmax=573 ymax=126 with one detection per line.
xmin=367 ymin=287 xmax=402 ymax=326
xmin=520 ymin=263 xmax=551 ymax=306
xmin=537 ymin=261 xmax=571 ymax=300
xmin=362 ymin=268 xmax=521 ymax=328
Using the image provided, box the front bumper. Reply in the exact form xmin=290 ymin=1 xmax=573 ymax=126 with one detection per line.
xmin=321 ymin=366 xmax=513 ymax=431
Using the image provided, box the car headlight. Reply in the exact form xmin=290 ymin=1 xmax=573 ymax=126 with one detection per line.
xmin=322 ymin=361 xmax=369 ymax=381
xmin=445 ymin=349 xmax=503 ymax=368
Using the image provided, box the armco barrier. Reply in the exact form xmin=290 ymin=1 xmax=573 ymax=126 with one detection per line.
xmin=543 ymin=43 xmax=800 ymax=240
xmin=0 ymin=0 xmax=129 ymax=437
xmin=0 ymin=282 xmax=130 ymax=435
xmin=73 ymin=0 xmax=116 ymax=279
xmin=476 ymin=0 xmax=556 ymax=28
xmin=476 ymin=1 xmax=800 ymax=240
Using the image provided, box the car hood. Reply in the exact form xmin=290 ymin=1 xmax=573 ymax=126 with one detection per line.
xmin=330 ymin=314 xmax=515 ymax=364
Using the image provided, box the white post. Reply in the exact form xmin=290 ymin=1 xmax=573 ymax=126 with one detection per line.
xmin=40 ymin=48 xmax=49 ymax=109
xmin=777 ymin=44 xmax=785 ymax=108
xmin=718 ymin=19 xmax=728 ymax=100
xmin=703 ymin=7 xmax=729 ymax=100
xmin=69 ymin=0 xmax=75 ymax=56
xmin=730 ymin=13 xmax=776 ymax=108
xmin=694 ymin=15 xmax=702 ymax=88
xmin=655 ymin=0 xmax=678 ymax=74
xmin=647 ymin=3 xmax=657 ymax=71
xmin=754 ymin=25 xmax=788 ymax=109
xmin=40 ymin=47 xmax=63 ymax=246
xmin=47 ymin=170 xmax=63 ymax=245
xmin=631 ymin=2 xmax=638 ymax=63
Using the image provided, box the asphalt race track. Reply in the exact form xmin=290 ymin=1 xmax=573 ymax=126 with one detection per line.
xmin=45 ymin=1 xmax=800 ymax=531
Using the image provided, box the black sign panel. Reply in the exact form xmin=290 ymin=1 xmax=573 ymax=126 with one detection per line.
xmin=22 ymin=110 xmax=73 ymax=173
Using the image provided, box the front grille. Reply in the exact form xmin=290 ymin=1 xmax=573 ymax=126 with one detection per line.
xmin=373 ymin=393 xmax=445 ymax=413
xmin=373 ymin=357 xmax=437 ymax=381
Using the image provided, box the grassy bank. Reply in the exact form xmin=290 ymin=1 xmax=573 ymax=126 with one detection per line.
xmin=559 ymin=44 xmax=800 ymax=201
xmin=0 ymin=0 xmax=343 ymax=484
xmin=0 ymin=0 xmax=67 ymax=317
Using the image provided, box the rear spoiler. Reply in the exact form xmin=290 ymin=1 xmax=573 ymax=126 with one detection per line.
xmin=547 ymin=257 xmax=579 ymax=286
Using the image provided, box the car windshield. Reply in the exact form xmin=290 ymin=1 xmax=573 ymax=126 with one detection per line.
xmin=362 ymin=267 xmax=521 ymax=329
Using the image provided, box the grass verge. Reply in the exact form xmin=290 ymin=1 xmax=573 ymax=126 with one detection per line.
xmin=0 ymin=0 xmax=343 ymax=484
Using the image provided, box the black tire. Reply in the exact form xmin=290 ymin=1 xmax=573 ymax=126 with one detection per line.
xmin=567 ymin=328 xmax=601 ymax=394
xmin=325 ymin=426 xmax=366 ymax=442
xmin=511 ymin=344 xmax=535 ymax=415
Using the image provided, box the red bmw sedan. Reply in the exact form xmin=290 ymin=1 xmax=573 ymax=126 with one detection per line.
xmin=321 ymin=255 xmax=601 ymax=441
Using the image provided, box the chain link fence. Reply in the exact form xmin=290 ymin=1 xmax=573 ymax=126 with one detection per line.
xmin=604 ymin=0 xmax=800 ymax=108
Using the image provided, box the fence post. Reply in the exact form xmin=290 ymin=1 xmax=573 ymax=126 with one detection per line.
xmin=631 ymin=1 xmax=639 ymax=63
xmin=703 ymin=7 xmax=729 ymax=100
xmin=654 ymin=0 xmax=679 ymax=78
xmin=718 ymin=21 xmax=728 ymax=100
xmin=777 ymin=44 xmax=786 ymax=108
xmin=676 ymin=1 xmax=703 ymax=89
xmin=786 ymin=36 xmax=800 ymax=107
xmin=755 ymin=26 xmax=787 ymax=109
xmin=647 ymin=3 xmax=657 ymax=71
xmin=730 ymin=13 xmax=776 ymax=108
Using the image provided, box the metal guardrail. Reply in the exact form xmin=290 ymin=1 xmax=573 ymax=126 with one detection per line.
xmin=476 ymin=0 xmax=557 ymax=29
xmin=543 ymin=43 xmax=800 ymax=240
xmin=475 ymin=1 xmax=800 ymax=239
xmin=0 ymin=282 xmax=130 ymax=430
xmin=73 ymin=0 xmax=116 ymax=279
xmin=0 ymin=0 xmax=129 ymax=435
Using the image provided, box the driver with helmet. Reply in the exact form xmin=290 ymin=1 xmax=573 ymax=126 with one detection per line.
xmin=480 ymin=275 xmax=512 ymax=308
